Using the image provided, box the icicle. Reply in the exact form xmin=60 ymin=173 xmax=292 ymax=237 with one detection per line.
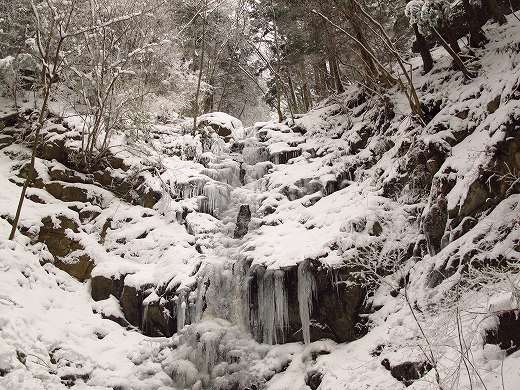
xmin=298 ymin=260 xmax=317 ymax=345
xmin=201 ymin=161 xmax=241 ymax=187
xmin=174 ymin=178 xmax=206 ymax=200
xmin=177 ymin=292 xmax=187 ymax=332
xmin=199 ymin=330 xmax=222 ymax=373
xmin=242 ymin=146 xmax=270 ymax=165
xmin=244 ymin=162 xmax=272 ymax=183
xmin=255 ymin=269 xmax=289 ymax=344
xmin=201 ymin=182 xmax=230 ymax=216
xmin=273 ymin=270 xmax=289 ymax=343
xmin=141 ymin=303 xmax=149 ymax=332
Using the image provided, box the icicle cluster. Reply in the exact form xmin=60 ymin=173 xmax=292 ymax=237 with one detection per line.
xmin=242 ymin=145 xmax=270 ymax=165
xmin=177 ymin=291 xmax=187 ymax=332
xmin=173 ymin=178 xmax=207 ymax=199
xmin=201 ymin=161 xmax=241 ymax=187
xmin=255 ymin=269 xmax=289 ymax=344
xmin=298 ymin=260 xmax=317 ymax=345
xmin=201 ymin=182 xmax=231 ymax=216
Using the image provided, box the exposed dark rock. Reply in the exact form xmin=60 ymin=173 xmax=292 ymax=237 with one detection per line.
xmin=270 ymin=148 xmax=302 ymax=165
xmin=17 ymin=162 xmax=45 ymax=189
xmin=45 ymin=181 xmax=101 ymax=205
xmin=37 ymin=138 xmax=68 ymax=165
xmin=141 ymin=189 xmax=162 ymax=209
xmin=381 ymin=358 xmax=433 ymax=387
xmin=38 ymin=215 xmax=94 ymax=282
xmin=234 ymin=204 xmax=251 ymax=239
xmin=0 ymin=112 xmax=19 ymax=127
xmin=485 ymin=309 xmax=520 ymax=355
xmin=422 ymin=196 xmax=448 ymax=256
xmin=53 ymin=254 xmax=94 ymax=282
xmin=142 ymin=299 xmax=175 ymax=337
xmin=79 ymin=208 xmax=101 ymax=223
xmin=0 ymin=135 xmax=13 ymax=150
xmin=49 ymin=166 xmax=93 ymax=184
xmin=305 ymin=369 xmax=324 ymax=390
xmin=487 ymin=95 xmax=501 ymax=114
xmin=120 ymin=285 xmax=143 ymax=327
xmin=91 ymin=273 xmax=126 ymax=301
xmin=450 ymin=216 xmax=478 ymax=242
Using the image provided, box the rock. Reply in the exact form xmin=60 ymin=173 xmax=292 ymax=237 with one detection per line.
xmin=381 ymin=358 xmax=433 ymax=387
xmin=38 ymin=215 xmax=94 ymax=281
xmin=0 ymin=135 xmax=13 ymax=150
xmin=305 ymin=370 xmax=323 ymax=390
xmin=45 ymin=182 xmax=91 ymax=204
xmin=91 ymin=274 xmax=126 ymax=301
xmin=79 ymin=207 xmax=101 ymax=223
xmin=106 ymin=154 xmax=130 ymax=171
xmin=270 ymin=148 xmax=302 ymax=165
xmin=120 ymin=285 xmax=143 ymax=327
xmin=450 ymin=216 xmax=477 ymax=242
xmin=48 ymin=166 xmax=92 ymax=184
xmin=485 ymin=309 xmax=520 ymax=355
xmin=38 ymin=215 xmax=80 ymax=256
xmin=234 ymin=205 xmax=251 ymax=239
xmin=54 ymin=254 xmax=94 ymax=282
xmin=38 ymin=138 xmax=68 ymax=164
xmin=0 ymin=112 xmax=19 ymax=127
xmin=142 ymin=299 xmax=175 ymax=337
xmin=248 ymin=263 xmax=364 ymax=344
xmin=368 ymin=220 xmax=383 ymax=237
xmin=422 ymin=196 xmax=448 ymax=256
xmin=487 ymin=95 xmax=501 ymax=114
xmin=17 ymin=163 xmax=45 ymax=189
xmin=142 ymin=189 xmax=162 ymax=209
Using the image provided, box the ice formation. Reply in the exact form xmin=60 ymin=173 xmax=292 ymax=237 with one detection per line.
xmin=201 ymin=182 xmax=231 ymax=216
xmin=242 ymin=145 xmax=270 ymax=165
xmin=256 ymin=269 xmax=289 ymax=344
xmin=174 ymin=177 xmax=207 ymax=199
xmin=298 ymin=260 xmax=317 ymax=345
xmin=201 ymin=161 xmax=241 ymax=187
xmin=177 ymin=291 xmax=187 ymax=331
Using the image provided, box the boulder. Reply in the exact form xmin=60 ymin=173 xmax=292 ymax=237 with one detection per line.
xmin=381 ymin=358 xmax=433 ymax=387
xmin=234 ymin=205 xmax=251 ymax=239
xmin=120 ymin=284 xmax=146 ymax=327
xmin=38 ymin=215 xmax=94 ymax=281
xmin=485 ymin=309 xmax=520 ymax=355
xmin=91 ymin=274 xmax=126 ymax=301
xmin=422 ymin=196 xmax=448 ymax=256
xmin=45 ymin=182 xmax=92 ymax=204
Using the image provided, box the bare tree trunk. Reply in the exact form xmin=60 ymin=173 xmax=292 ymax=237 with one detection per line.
xmin=193 ymin=0 xmax=208 ymax=132
xmin=286 ymin=69 xmax=299 ymax=113
xmin=329 ymin=54 xmax=344 ymax=94
xmin=412 ymin=23 xmax=434 ymax=74
xmin=9 ymin=79 xmax=51 ymax=240
xmin=300 ymin=62 xmax=312 ymax=111
xmin=275 ymin=79 xmax=284 ymax=122
xmin=461 ymin=0 xmax=488 ymax=47
xmin=487 ymin=0 xmax=508 ymax=24
xmin=433 ymin=27 xmax=473 ymax=79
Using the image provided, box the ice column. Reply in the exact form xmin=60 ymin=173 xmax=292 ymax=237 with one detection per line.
xmin=298 ymin=260 xmax=317 ymax=345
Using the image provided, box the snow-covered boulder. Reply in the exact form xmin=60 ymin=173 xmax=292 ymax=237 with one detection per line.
xmin=197 ymin=112 xmax=243 ymax=139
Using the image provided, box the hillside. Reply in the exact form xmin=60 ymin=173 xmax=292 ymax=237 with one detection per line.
xmin=0 ymin=14 xmax=520 ymax=390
